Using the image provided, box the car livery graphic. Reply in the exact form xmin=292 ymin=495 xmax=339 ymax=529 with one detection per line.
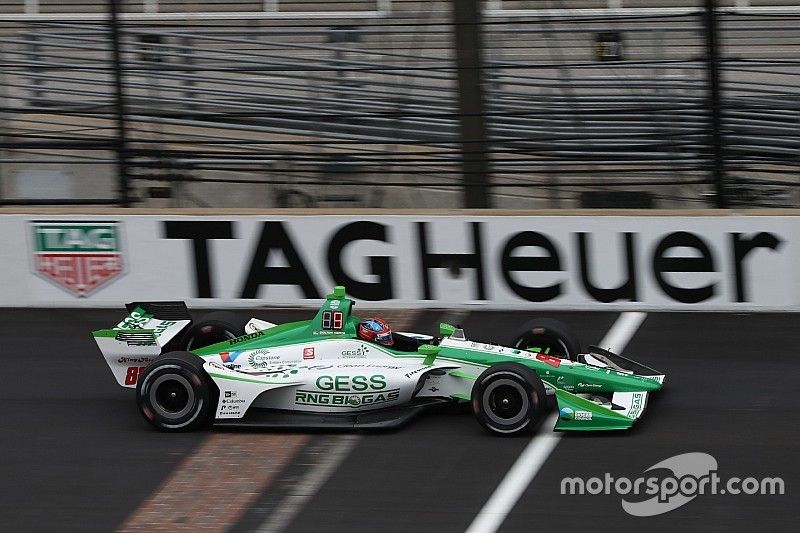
xmin=93 ymin=286 xmax=664 ymax=435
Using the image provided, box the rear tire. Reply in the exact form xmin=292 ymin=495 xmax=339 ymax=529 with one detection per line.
xmin=136 ymin=351 xmax=216 ymax=432
xmin=510 ymin=318 xmax=581 ymax=361
xmin=182 ymin=311 xmax=249 ymax=350
xmin=471 ymin=363 xmax=548 ymax=436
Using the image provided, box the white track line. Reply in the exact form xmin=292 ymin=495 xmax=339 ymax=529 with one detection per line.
xmin=465 ymin=312 xmax=648 ymax=533
xmin=595 ymin=312 xmax=648 ymax=356
xmin=256 ymin=434 xmax=360 ymax=533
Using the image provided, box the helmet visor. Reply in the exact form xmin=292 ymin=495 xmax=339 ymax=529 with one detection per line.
xmin=375 ymin=331 xmax=394 ymax=345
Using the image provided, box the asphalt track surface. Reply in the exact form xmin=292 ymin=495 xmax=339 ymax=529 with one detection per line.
xmin=1 ymin=308 xmax=797 ymax=532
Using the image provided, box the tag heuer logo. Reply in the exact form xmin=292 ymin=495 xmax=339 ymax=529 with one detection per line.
xmin=30 ymin=221 xmax=125 ymax=297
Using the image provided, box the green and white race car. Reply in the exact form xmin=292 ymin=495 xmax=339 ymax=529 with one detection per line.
xmin=94 ymin=286 xmax=664 ymax=436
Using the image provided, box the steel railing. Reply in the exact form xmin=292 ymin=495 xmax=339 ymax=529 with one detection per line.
xmin=0 ymin=1 xmax=798 ymax=208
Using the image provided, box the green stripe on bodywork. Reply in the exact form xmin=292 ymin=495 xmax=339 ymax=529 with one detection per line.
xmin=449 ymin=370 xmax=478 ymax=380
xmin=450 ymin=393 xmax=470 ymax=401
xmin=192 ymin=320 xmax=312 ymax=355
xmin=207 ymin=372 xmax=299 ymax=386
xmin=434 ymin=345 xmax=660 ymax=394
xmin=93 ymin=328 xmax=120 ymax=338
xmin=93 ymin=328 xmax=156 ymax=338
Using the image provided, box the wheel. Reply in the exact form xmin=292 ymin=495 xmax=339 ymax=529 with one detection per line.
xmin=136 ymin=351 xmax=217 ymax=432
xmin=182 ymin=311 xmax=249 ymax=350
xmin=471 ymin=363 xmax=548 ymax=436
xmin=509 ymin=318 xmax=581 ymax=361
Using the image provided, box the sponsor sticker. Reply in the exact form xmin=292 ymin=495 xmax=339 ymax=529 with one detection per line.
xmin=219 ymin=352 xmax=242 ymax=370
xmin=30 ymin=221 xmax=125 ymax=297
xmin=124 ymin=366 xmax=146 ymax=385
xmin=404 ymin=367 xmax=427 ymax=378
xmin=295 ymin=389 xmax=400 ymax=408
xmin=247 ymin=349 xmax=279 ymax=368
xmin=315 ymin=374 xmax=387 ymax=392
xmin=220 ymin=351 xmax=241 ymax=364
xmin=535 ymin=353 xmax=562 ymax=368
xmin=117 ymin=356 xmax=153 ymax=364
xmin=115 ymin=308 xmax=151 ymax=330
xmin=229 ymin=331 xmax=264 ymax=345
xmin=341 ymin=346 xmax=369 ymax=359
xmin=152 ymin=320 xmax=176 ymax=338
xmin=221 ymin=397 xmax=245 ymax=405
xmin=303 ymin=347 xmax=315 ymax=360
xmin=628 ymin=392 xmax=644 ymax=418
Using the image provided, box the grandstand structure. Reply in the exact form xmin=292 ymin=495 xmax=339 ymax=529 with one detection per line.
xmin=0 ymin=0 xmax=798 ymax=207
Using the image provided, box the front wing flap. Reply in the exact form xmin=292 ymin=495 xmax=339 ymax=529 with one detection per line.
xmin=552 ymin=387 xmax=653 ymax=431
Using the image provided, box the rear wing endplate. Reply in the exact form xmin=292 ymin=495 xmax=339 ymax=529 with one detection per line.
xmin=93 ymin=301 xmax=192 ymax=388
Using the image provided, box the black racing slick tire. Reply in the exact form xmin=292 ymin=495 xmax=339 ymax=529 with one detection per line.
xmin=471 ymin=363 xmax=548 ymax=436
xmin=136 ymin=351 xmax=217 ymax=432
xmin=182 ymin=311 xmax=249 ymax=351
xmin=509 ymin=318 xmax=581 ymax=361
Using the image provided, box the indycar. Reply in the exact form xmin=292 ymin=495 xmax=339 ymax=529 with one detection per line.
xmin=94 ymin=286 xmax=664 ymax=436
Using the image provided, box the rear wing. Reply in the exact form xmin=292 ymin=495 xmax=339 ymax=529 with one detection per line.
xmin=93 ymin=301 xmax=192 ymax=388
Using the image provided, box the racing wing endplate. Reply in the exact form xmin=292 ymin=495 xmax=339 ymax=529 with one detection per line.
xmin=93 ymin=301 xmax=192 ymax=387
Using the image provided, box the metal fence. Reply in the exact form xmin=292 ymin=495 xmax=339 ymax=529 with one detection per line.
xmin=1 ymin=0 xmax=799 ymax=208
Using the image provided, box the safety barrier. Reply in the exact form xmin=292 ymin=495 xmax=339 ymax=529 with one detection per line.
xmin=1 ymin=209 xmax=797 ymax=310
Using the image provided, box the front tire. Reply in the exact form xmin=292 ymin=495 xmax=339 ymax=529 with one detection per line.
xmin=136 ymin=351 xmax=216 ymax=432
xmin=471 ymin=363 xmax=548 ymax=436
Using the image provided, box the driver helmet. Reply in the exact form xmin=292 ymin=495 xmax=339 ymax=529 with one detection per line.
xmin=357 ymin=318 xmax=394 ymax=346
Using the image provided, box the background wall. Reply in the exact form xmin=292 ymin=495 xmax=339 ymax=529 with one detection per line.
xmin=2 ymin=209 xmax=797 ymax=310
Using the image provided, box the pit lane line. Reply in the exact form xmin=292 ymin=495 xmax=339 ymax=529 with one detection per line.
xmin=464 ymin=311 xmax=648 ymax=533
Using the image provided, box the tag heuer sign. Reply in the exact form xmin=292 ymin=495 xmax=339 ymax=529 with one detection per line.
xmin=30 ymin=221 xmax=125 ymax=297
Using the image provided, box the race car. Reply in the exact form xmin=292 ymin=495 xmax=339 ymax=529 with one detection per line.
xmin=94 ymin=286 xmax=665 ymax=436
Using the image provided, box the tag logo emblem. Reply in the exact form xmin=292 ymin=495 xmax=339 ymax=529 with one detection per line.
xmin=30 ymin=221 xmax=125 ymax=297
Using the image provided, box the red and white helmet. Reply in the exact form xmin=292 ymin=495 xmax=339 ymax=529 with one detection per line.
xmin=357 ymin=318 xmax=394 ymax=346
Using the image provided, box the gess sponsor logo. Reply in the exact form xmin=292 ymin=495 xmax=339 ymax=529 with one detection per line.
xmin=316 ymin=374 xmax=386 ymax=391
xmin=341 ymin=346 xmax=369 ymax=359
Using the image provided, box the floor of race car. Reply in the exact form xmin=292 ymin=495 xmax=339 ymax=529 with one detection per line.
xmin=1 ymin=309 xmax=797 ymax=532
